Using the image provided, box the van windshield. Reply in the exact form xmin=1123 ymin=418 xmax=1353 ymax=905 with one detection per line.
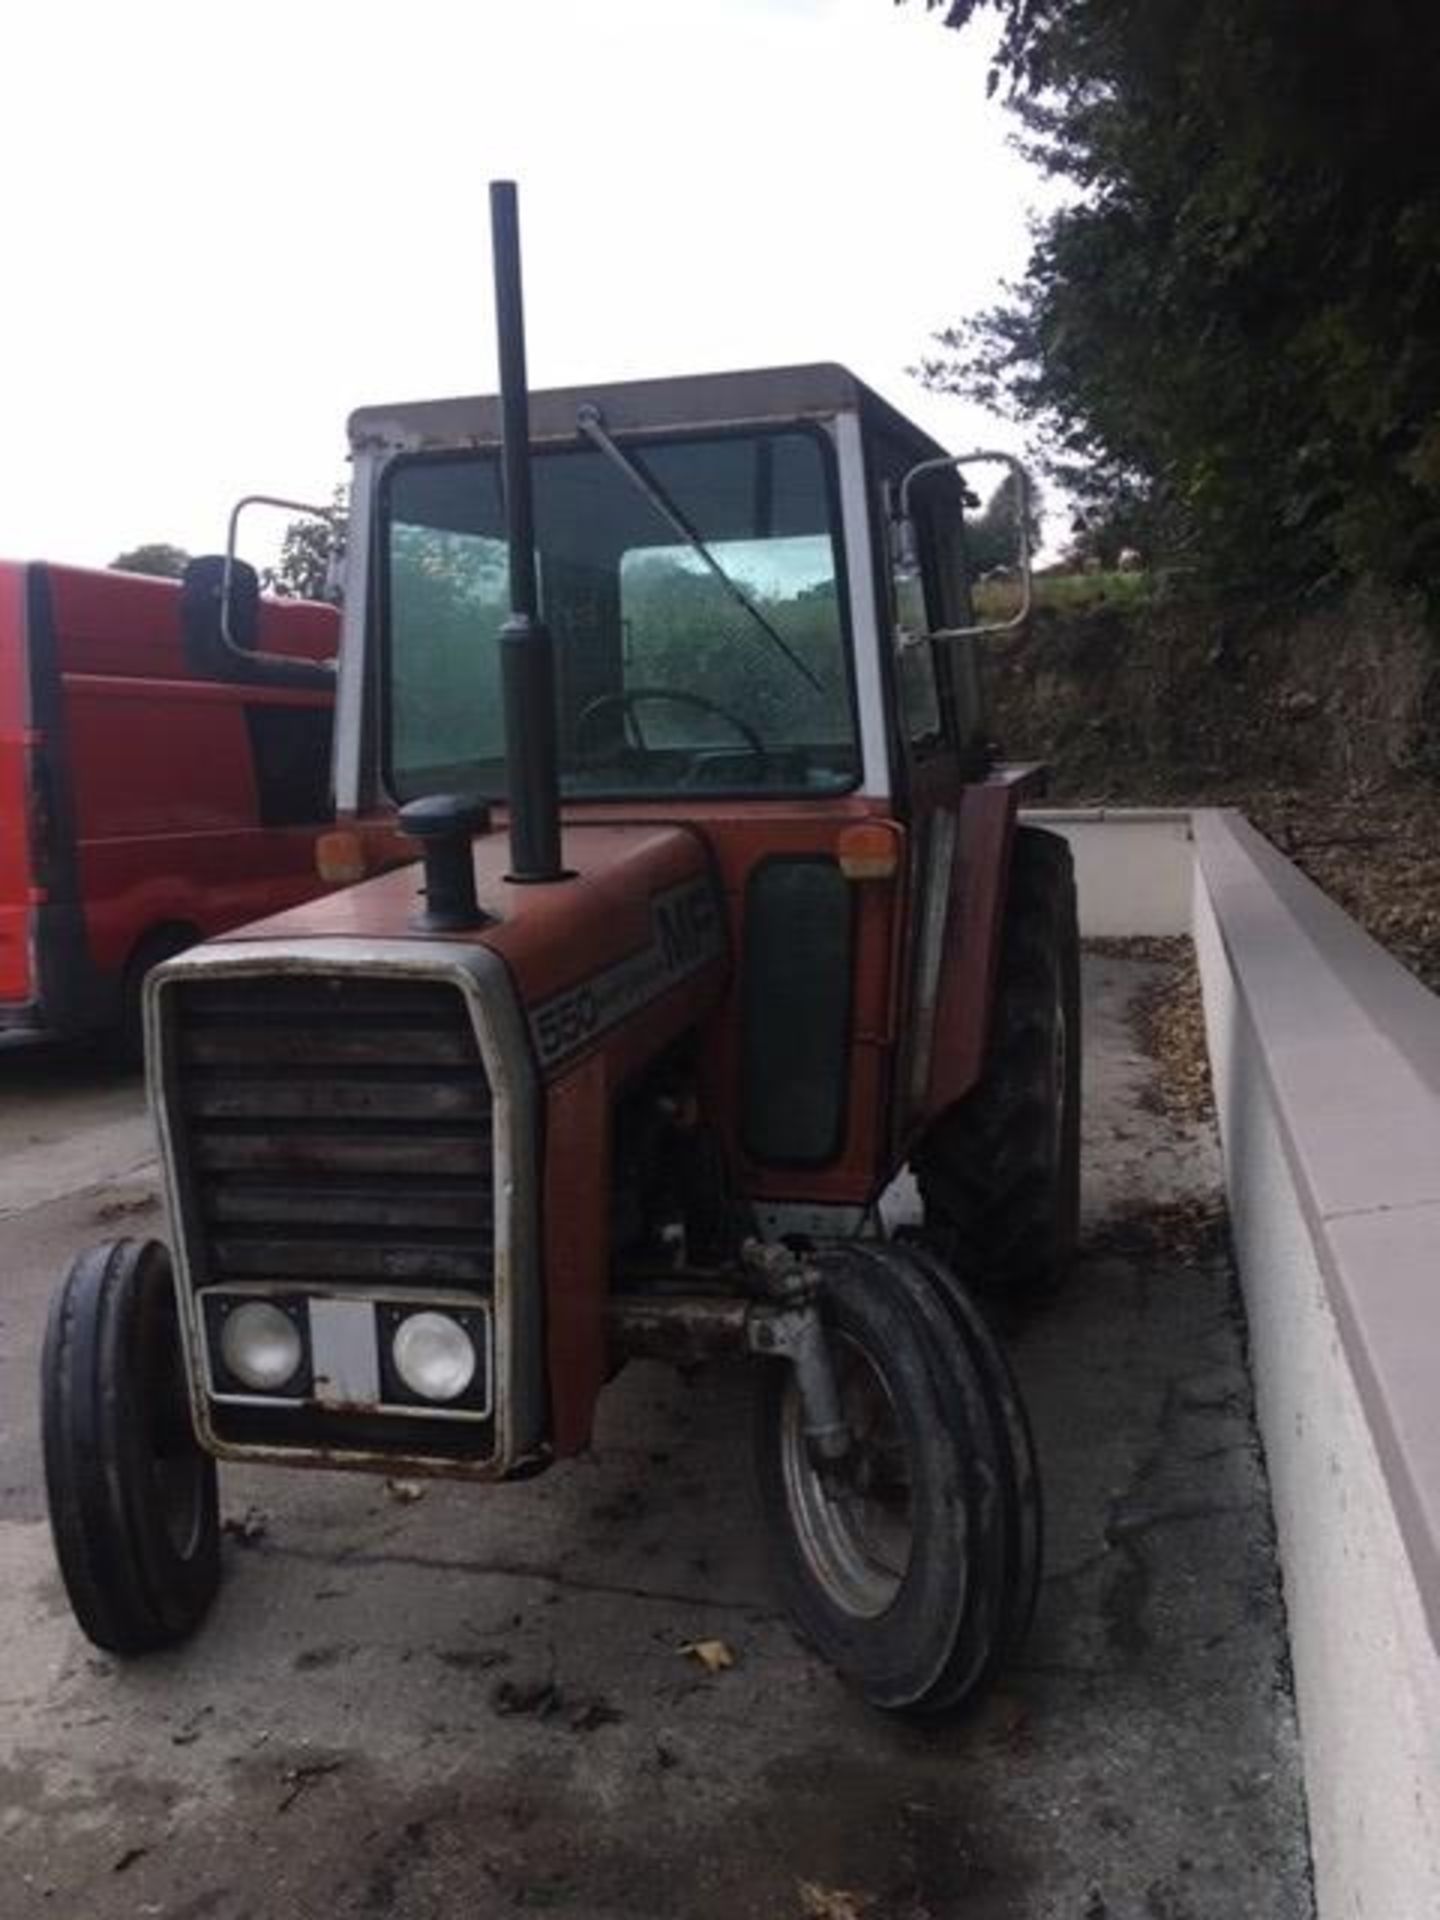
xmin=382 ymin=427 xmax=859 ymax=801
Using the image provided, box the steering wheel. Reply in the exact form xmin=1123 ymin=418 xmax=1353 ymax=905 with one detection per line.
xmin=573 ymin=687 xmax=768 ymax=776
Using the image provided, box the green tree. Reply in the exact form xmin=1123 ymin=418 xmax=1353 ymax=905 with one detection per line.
xmin=266 ymin=485 xmax=348 ymax=600
xmin=621 ymin=553 xmax=850 ymax=742
xmin=110 ymin=542 xmax=189 ymax=578
xmin=914 ymin=0 xmax=1440 ymax=601
xmin=964 ymin=470 xmax=1042 ymax=575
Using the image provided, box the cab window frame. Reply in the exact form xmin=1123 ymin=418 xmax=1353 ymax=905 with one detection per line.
xmin=374 ymin=420 xmax=865 ymax=808
xmin=873 ymin=455 xmax=963 ymax=769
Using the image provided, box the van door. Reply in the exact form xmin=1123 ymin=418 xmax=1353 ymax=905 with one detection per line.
xmin=0 ymin=561 xmax=34 ymax=1012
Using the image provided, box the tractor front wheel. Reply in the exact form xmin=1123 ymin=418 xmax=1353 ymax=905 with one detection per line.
xmin=41 ymin=1239 xmax=221 ymax=1655
xmin=753 ymin=1243 xmax=1037 ymax=1716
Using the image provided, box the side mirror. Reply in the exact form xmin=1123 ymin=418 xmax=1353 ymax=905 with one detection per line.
xmin=897 ymin=449 xmax=1033 ymax=641
xmin=180 ymin=491 xmax=340 ymax=689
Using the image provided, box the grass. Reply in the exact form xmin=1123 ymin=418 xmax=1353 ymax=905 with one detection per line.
xmin=973 ymin=569 xmax=1154 ymax=619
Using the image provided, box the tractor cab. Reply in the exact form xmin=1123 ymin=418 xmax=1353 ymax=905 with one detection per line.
xmin=338 ymin=363 xmax=994 ymax=819
xmin=41 ymin=186 xmax=1076 ymax=1720
xmin=332 ymin=361 xmax=1044 ymax=1201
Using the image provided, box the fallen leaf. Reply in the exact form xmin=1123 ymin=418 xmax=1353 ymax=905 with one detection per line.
xmin=221 ymin=1508 xmax=267 ymax=1545
xmin=91 ymin=1192 xmax=158 ymax=1225
xmin=679 ymin=1638 xmax=735 ymax=1674
xmin=797 ymin=1880 xmax=872 ymax=1920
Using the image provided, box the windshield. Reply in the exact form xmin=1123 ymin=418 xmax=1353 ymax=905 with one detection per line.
xmin=382 ymin=427 xmax=859 ymax=801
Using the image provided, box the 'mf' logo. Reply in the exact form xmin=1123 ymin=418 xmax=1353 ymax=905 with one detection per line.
xmin=655 ymin=883 xmax=720 ymax=973
xmin=528 ymin=877 xmax=723 ymax=1072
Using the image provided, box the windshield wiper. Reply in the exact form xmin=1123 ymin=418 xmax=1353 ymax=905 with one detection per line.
xmin=576 ymin=402 xmax=822 ymax=692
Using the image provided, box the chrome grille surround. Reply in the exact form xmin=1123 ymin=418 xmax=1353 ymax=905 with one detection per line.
xmin=146 ymin=938 xmax=542 ymax=1479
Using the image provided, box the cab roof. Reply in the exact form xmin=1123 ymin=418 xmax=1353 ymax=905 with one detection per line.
xmin=347 ymin=362 xmax=948 ymax=464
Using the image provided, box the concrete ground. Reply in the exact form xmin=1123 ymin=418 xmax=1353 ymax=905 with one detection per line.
xmin=0 ymin=956 xmax=1313 ymax=1920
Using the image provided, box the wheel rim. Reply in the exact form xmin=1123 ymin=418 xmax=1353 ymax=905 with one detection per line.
xmin=778 ymin=1333 xmax=914 ymax=1619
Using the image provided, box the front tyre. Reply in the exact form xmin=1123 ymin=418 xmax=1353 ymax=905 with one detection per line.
xmin=754 ymin=1244 xmax=1031 ymax=1717
xmin=41 ymin=1239 xmax=220 ymax=1654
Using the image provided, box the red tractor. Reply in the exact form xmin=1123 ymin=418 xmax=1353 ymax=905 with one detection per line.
xmin=41 ymin=185 xmax=1079 ymax=1717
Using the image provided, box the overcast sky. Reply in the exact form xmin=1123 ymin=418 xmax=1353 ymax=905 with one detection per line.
xmin=0 ymin=0 xmax=1048 ymax=571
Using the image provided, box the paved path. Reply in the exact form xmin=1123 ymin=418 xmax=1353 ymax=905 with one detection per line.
xmin=0 ymin=1045 xmax=153 ymax=1222
xmin=0 ymin=958 xmax=1312 ymax=1919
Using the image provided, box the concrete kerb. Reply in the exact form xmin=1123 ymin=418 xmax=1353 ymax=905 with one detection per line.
xmin=1027 ymin=802 xmax=1440 ymax=1919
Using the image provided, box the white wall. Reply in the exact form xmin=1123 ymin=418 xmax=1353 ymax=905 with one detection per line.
xmin=1025 ymin=808 xmax=1194 ymax=937
xmin=1193 ymin=868 xmax=1440 ymax=1920
xmin=1052 ymin=806 xmax=1440 ymax=1920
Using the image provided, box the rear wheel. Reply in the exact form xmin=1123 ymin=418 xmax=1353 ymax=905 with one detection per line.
xmin=41 ymin=1239 xmax=220 ymax=1654
xmin=754 ymin=1243 xmax=1037 ymax=1716
xmin=915 ymin=825 xmax=1081 ymax=1298
xmin=112 ymin=926 xmax=196 ymax=1068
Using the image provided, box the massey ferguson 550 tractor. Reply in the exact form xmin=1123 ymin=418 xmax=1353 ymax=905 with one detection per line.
xmin=41 ymin=185 xmax=1079 ymax=1717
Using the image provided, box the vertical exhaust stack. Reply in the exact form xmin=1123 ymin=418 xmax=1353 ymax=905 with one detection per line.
xmin=490 ymin=179 xmax=568 ymax=883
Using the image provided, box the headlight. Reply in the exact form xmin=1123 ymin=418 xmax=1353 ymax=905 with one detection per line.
xmin=392 ymin=1311 xmax=477 ymax=1403
xmin=220 ymin=1300 xmax=304 ymax=1393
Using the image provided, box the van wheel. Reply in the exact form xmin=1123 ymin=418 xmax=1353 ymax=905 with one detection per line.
xmin=113 ymin=927 xmax=195 ymax=1067
xmin=914 ymin=826 xmax=1081 ymax=1297
xmin=753 ymin=1243 xmax=1037 ymax=1717
xmin=41 ymin=1239 xmax=220 ymax=1654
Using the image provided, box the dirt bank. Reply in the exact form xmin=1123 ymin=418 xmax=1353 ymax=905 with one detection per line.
xmin=992 ymin=584 xmax=1440 ymax=991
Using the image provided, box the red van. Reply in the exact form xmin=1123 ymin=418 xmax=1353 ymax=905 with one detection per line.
xmin=0 ymin=557 xmax=338 ymax=1050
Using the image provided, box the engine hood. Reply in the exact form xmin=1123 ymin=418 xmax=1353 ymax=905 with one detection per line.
xmin=189 ymin=821 xmax=729 ymax=1077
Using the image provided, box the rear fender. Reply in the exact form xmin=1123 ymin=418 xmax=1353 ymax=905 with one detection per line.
xmin=904 ymin=766 xmax=1046 ymax=1145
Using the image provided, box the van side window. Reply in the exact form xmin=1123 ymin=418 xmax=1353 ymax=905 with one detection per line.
xmin=244 ymin=706 xmax=333 ymax=826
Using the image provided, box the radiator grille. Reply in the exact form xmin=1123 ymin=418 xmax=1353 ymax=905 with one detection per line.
xmin=167 ymin=974 xmax=494 ymax=1294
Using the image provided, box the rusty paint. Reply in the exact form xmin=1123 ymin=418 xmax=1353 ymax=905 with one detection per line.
xmin=607 ymin=1291 xmax=751 ymax=1366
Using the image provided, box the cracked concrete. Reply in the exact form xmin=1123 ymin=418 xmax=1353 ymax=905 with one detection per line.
xmin=0 ymin=954 xmax=1313 ymax=1918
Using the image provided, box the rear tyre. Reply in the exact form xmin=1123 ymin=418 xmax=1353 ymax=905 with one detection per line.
xmin=753 ymin=1243 xmax=1036 ymax=1717
xmin=41 ymin=1239 xmax=220 ymax=1655
xmin=914 ymin=825 xmax=1081 ymax=1298
xmin=112 ymin=927 xmax=195 ymax=1069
